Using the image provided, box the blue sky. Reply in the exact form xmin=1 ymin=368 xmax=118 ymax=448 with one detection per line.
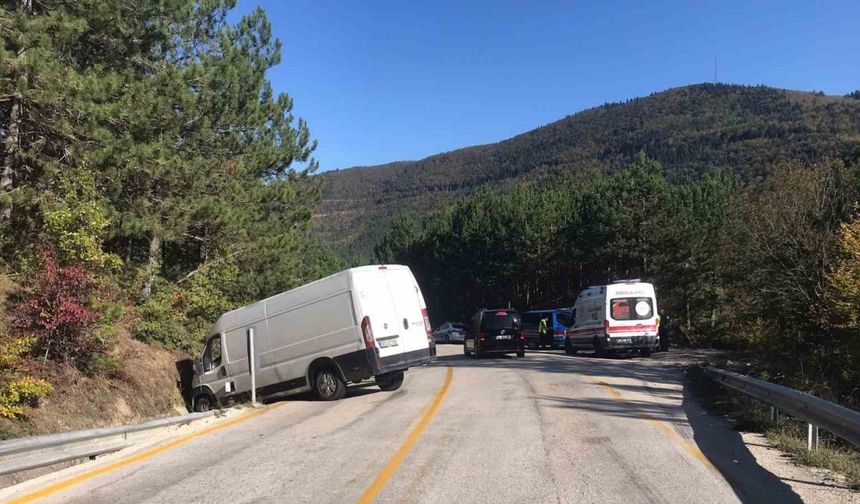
xmin=233 ymin=0 xmax=860 ymax=172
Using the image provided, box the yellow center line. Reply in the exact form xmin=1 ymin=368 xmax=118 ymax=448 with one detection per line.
xmin=585 ymin=376 xmax=716 ymax=471
xmin=8 ymin=402 xmax=288 ymax=504
xmin=357 ymin=366 xmax=453 ymax=504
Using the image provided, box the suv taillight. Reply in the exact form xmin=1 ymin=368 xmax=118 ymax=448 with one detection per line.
xmin=421 ymin=308 xmax=432 ymax=341
xmin=519 ymin=331 xmax=525 ymax=341
xmin=361 ymin=316 xmax=375 ymax=348
xmin=479 ymin=332 xmax=487 ymax=341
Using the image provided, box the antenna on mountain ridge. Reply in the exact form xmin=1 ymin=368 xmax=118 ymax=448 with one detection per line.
xmin=714 ymin=57 xmax=717 ymax=84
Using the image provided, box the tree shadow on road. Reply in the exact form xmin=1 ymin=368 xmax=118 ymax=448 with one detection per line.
xmin=430 ymin=350 xmax=804 ymax=503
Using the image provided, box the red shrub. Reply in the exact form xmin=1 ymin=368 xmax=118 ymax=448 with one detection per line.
xmin=13 ymin=248 xmax=101 ymax=366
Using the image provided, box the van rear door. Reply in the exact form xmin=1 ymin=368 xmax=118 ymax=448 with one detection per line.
xmin=353 ymin=266 xmax=430 ymax=361
xmin=382 ymin=267 xmax=431 ymax=356
xmin=606 ymin=284 xmax=658 ymax=338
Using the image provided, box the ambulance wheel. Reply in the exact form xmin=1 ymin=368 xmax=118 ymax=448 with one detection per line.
xmin=376 ymin=371 xmax=404 ymax=392
xmin=641 ymin=347 xmax=653 ymax=357
xmin=314 ymin=367 xmax=346 ymax=401
xmin=517 ymin=349 xmax=525 ymax=358
xmin=593 ymin=337 xmax=605 ymax=358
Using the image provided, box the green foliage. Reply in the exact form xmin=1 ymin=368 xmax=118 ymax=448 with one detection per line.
xmin=378 ymin=156 xmax=860 ymax=406
xmin=0 ymin=337 xmax=53 ymax=420
xmin=131 ymin=257 xmax=242 ymax=352
xmin=130 ymin=287 xmax=187 ymax=349
xmin=42 ymin=171 xmax=121 ymax=270
xmin=321 ymin=84 xmax=860 ymax=258
xmin=0 ymin=378 xmax=53 ymax=420
xmin=1 ymin=1 xmax=333 ymax=360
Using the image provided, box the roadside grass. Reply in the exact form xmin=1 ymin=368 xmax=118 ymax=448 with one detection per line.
xmin=686 ymin=366 xmax=860 ymax=489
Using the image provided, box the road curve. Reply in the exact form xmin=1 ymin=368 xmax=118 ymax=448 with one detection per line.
xmin=10 ymin=345 xmax=807 ymax=503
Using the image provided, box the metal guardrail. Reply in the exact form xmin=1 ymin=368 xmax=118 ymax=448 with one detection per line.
xmin=704 ymin=366 xmax=860 ymax=450
xmin=0 ymin=410 xmax=217 ymax=476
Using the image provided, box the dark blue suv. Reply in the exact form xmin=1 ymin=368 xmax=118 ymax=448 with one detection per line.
xmin=521 ymin=309 xmax=574 ymax=349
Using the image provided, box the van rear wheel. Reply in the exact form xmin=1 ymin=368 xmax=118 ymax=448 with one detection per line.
xmin=376 ymin=371 xmax=404 ymax=391
xmin=314 ymin=367 xmax=346 ymax=401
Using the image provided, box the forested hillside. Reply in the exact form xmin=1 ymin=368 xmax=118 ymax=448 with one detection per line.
xmin=376 ymin=155 xmax=860 ymax=408
xmin=320 ymin=84 xmax=860 ymax=257
xmin=0 ymin=0 xmax=343 ymax=436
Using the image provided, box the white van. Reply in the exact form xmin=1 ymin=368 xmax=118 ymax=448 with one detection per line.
xmin=189 ymin=265 xmax=435 ymax=410
xmin=565 ymin=280 xmax=658 ymax=357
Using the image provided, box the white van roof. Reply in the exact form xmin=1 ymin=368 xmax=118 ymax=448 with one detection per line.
xmin=209 ymin=264 xmax=411 ymax=336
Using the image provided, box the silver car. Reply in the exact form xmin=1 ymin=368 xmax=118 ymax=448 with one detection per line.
xmin=433 ymin=322 xmax=467 ymax=344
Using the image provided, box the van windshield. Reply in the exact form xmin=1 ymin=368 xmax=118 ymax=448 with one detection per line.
xmin=610 ymin=298 xmax=653 ymax=321
xmin=483 ymin=312 xmax=520 ymax=331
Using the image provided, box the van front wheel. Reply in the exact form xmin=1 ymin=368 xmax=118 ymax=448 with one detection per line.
xmin=193 ymin=394 xmax=212 ymax=412
xmin=376 ymin=371 xmax=404 ymax=391
xmin=314 ymin=367 xmax=346 ymax=401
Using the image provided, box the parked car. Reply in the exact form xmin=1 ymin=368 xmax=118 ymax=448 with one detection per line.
xmin=433 ymin=322 xmax=467 ymax=344
xmin=464 ymin=309 xmax=525 ymax=358
xmin=566 ymin=279 xmax=658 ymax=357
xmin=190 ymin=265 xmax=435 ymax=410
xmin=521 ymin=309 xmax=574 ymax=349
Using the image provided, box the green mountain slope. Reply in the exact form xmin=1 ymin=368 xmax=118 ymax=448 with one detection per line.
xmin=317 ymin=84 xmax=860 ymax=257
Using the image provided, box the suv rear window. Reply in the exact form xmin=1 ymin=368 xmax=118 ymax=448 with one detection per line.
xmin=610 ymin=298 xmax=653 ymax=321
xmin=482 ymin=312 xmax=520 ymax=331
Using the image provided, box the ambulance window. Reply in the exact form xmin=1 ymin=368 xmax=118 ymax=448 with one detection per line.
xmin=611 ymin=298 xmax=653 ymax=320
xmin=611 ymin=300 xmax=631 ymax=320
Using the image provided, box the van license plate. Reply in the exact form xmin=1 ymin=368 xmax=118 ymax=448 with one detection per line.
xmin=379 ymin=339 xmax=399 ymax=348
xmin=496 ymin=335 xmax=511 ymax=340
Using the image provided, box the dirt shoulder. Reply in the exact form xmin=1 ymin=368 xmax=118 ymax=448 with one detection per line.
xmin=659 ymin=347 xmax=860 ymax=500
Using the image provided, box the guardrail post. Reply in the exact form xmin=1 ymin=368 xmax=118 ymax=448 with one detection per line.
xmin=248 ymin=327 xmax=257 ymax=405
xmin=770 ymin=406 xmax=778 ymax=423
xmin=807 ymin=423 xmax=819 ymax=451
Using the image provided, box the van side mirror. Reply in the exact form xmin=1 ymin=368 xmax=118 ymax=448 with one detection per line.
xmin=193 ymin=358 xmax=204 ymax=375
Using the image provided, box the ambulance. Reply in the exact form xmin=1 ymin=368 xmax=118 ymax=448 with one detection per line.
xmin=565 ymin=280 xmax=658 ymax=357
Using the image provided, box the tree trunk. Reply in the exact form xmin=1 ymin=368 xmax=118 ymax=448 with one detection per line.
xmin=1 ymin=76 xmax=24 ymax=224
xmin=1 ymin=0 xmax=33 ymax=224
xmin=686 ymin=298 xmax=691 ymax=332
xmin=0 ymin=96 xmax=19 ymax=222
xmin=142 ymin=234 xmax=161 ymax=299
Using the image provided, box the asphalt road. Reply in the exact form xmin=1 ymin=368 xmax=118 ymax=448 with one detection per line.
xmin=13 ymin=345 xmax=810 ymax=504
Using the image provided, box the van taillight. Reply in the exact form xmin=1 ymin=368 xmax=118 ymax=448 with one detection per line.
xmin=603 ymin=319 xmax=610 ymax=337
xmin=421 ymin=308 xmax=432 ymax=341
xmin=361 ymin=316 xmax=375 ymax=348
xmin=519 ymin=331 xmax=525 ymax=341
